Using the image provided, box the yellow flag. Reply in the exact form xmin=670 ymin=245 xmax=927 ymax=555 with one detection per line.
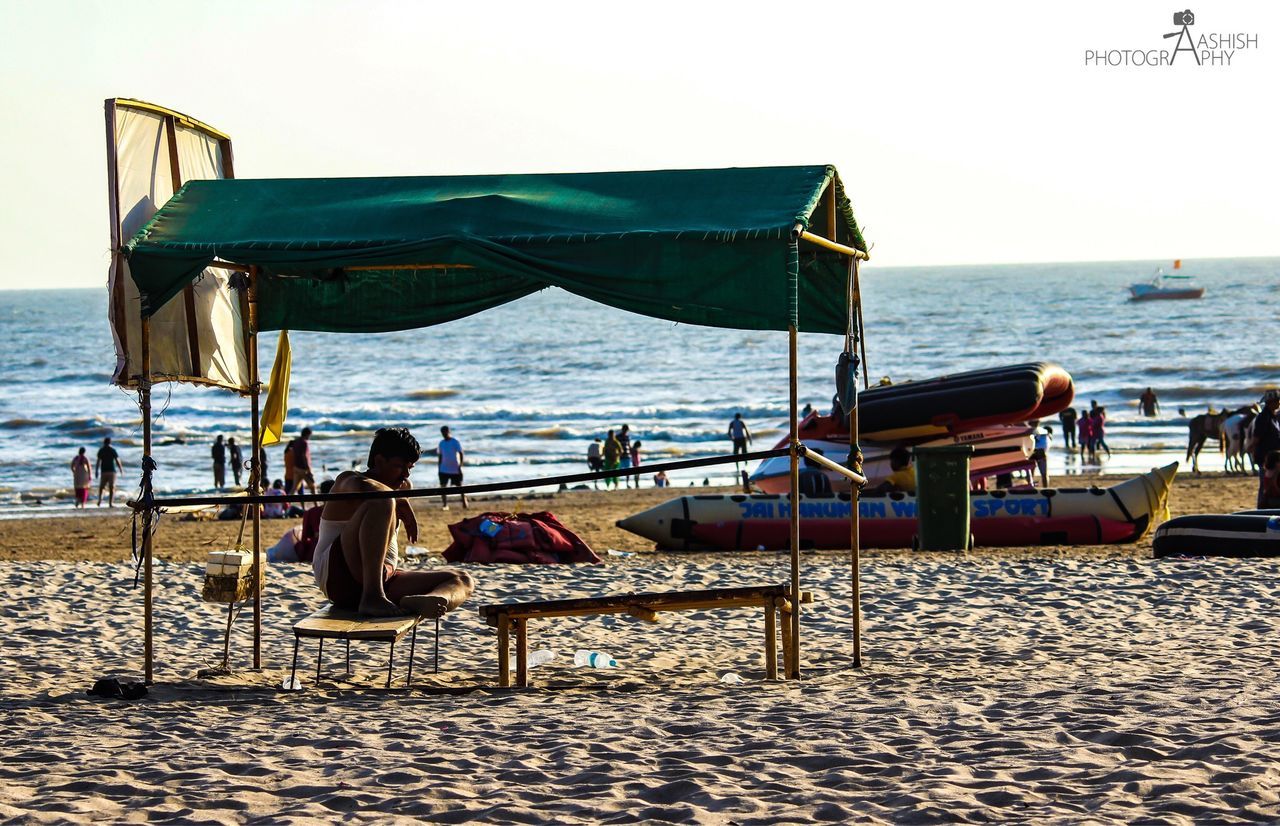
xmin=259 ymin=330 xmax=292 ymax=448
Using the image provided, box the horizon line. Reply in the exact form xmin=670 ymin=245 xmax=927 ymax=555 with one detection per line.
xmin=4 ymin=252 xmax=1277 ymax=291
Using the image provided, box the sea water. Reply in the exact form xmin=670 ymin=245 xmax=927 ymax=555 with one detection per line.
xmin=1 ymin=256 xmax=1276 ymax=515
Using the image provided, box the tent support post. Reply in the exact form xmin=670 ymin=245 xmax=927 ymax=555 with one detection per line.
xmin=248 ymin=267 xmax=262 ymax=671
xmin=850 ymin=259 xmax=863 ymax=668
xmin=855 ymin=265 xmax=868 ymax=390
xmin=827 ymin=182 xmax=863 ymax=669
xmin=140 ymin=317 xmax=154 ymax=685
xmin=787 ymin=323 xmax=801 ymax=680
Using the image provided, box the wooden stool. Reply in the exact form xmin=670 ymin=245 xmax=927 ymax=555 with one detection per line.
xmin=290 ymin=607 xmax=439 ymax=689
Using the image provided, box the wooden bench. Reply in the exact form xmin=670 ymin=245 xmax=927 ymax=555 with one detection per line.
xmin=290 ymin=607 xmax=441 ymax=689
xmin=479 ymin=585 xmax=812 ymax=687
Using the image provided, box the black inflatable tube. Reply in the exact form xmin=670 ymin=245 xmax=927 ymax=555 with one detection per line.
xmin=855 ymin=362 xmax=1067 ymax=434
xmin=1152 ymin=513 xmax=1280 ymax=558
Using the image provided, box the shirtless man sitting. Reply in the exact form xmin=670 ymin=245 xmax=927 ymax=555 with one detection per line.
xmin=311 ymin=427 xmax=473 ymax=618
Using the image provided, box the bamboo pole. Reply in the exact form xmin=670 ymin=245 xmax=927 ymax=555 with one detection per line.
xmin=798 ymin=230 xmax=869 ymax=261
xmin=164 ymin=116 xmax=203 ymax=374
xmin=248 ymin=267 xmax=262 ymax=670
xmin=140 ymin=316 xmax=154 ymax=684
xmin=796 ymin=444 xmax=867 ymax=485
xmin=850 ymin=257 xmax=863 ymax=668
xmin=855 ymin=262 xmax=869 ymax=390
xmin=787 ymin=323 xmax=801 ymax=680
xmin=104 ymin=101 xmax=131 ymax=368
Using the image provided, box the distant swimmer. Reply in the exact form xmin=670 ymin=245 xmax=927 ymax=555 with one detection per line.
xmin=1076 ymin=410 xmax=1095 ymax=463
xmin=586 ymin=438 xmax=603 ymax=489
xmin=70 ymin=447 xmax=92 ymax=509
xmin=437 ymin=425 xmax=467 ymax=509
xmin=286 ymin=427 xmax=316 ymax=497
xmin=728 ymin=413 xmax=752 ymax=466
xmin=211 ymin=435 xmax=226 ymax=490
xmin=1140 ymin=387 xmax=1161 ymax=417
xmin=1059 ymin=407 xmax=1077 ymax=452
xmin=603 ymin=430 xmax=622 ymax=490
xmin=629 ymin=440 xmax=642 ymax=488
xmin=95 ymin=437 xmax=123 ymax=507
xmin=1091 ymin=408 xmax=1112 ymax=459
xmin=228 ymin=437 xmax=243 ymax=487
xmin=617 ymin=424 xmax=634 ymax=488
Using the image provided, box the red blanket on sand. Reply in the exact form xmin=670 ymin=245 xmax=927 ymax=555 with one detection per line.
xmin=443 ymin=512 xmax=601 ymax=564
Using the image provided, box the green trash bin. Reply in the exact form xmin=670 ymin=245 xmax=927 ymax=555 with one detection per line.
xmin=912 ymin=445 xmax=974 ymax=551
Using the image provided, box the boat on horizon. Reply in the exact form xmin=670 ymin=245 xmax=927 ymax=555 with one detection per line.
xmin=1129 ymin=260 xmax=1204 ymax=301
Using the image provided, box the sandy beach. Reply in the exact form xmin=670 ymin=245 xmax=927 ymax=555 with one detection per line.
xmin=0 ymin=470 xmax=1278 ymax=822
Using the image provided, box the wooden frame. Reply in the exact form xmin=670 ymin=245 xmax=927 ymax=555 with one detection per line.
xmin=479 ymin=586 xmax=814 ymax=688
xmin=121 ymin=155 xmax=870 ymax=684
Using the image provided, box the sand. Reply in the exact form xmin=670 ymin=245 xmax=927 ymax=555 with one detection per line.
xmin=1 ymin=470 xmax=1279 ymax=822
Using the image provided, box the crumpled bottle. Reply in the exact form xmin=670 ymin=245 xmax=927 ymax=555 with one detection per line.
xmin=573 ymin=649 xmax=618 ymax=668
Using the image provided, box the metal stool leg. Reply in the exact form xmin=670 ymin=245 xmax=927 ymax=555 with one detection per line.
xmin=345 ymin=639 xmax=351 ymax=677
xmin=407 ymin=622 xmax=419 ymax=688
xmin=316 ymin=637 xmax=324 ymax=682
xmin=289 ymin=637 xmax=300 ymax=689
xmin=386 ymin=639 xmax=396 ymax=689
xmin=434 ymin=616 xmax=440 ymax=674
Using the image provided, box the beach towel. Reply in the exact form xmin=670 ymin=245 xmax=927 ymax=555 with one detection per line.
xmin=443 ymin=512 xmax=601 ymax=564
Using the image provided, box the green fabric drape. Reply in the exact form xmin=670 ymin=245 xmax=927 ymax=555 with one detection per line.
xmin=125 ymin=165 xmax=868 ymax=334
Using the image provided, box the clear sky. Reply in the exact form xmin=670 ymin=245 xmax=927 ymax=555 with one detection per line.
xmin=0 ymin=0 xmax=1276 ymax=290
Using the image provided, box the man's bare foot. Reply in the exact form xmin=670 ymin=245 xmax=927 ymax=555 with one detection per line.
xmin=400 ymin=594 xmax=449 ymax=618
xmin=358 ymin=596 xmax=405 ymax=617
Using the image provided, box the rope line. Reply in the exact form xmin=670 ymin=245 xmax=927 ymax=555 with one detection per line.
xmin=128 ymin=447 xmax=791 ymax=510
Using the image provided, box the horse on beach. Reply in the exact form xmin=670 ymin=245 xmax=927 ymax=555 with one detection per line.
xmin=1187 ymin=406 xmax=1256 ymax=473
xmin=1222 ymin=405 xmax=1260 ymax=475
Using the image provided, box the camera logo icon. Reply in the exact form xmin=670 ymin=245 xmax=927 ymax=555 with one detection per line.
xmin=1172 ymin=9 xmax=1194 ymax=26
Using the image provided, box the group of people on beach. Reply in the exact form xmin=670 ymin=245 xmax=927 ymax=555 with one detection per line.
xmin=209 ymin=435 xmax=246 ymax=490
xmin=586 ymin=424 xmax=646 ymax=489
xmin=68 ymin=437 xmax=124 ymax=508
xmin=582 ymin=412 xmax=758 ymax=490
xmin=1057 ymin=402 xmax=1112 ymax=463
xmin=219 ymin=425 xmax=470 ymax=518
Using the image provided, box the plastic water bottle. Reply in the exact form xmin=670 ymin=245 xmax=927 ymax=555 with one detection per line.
xmin=508 ymin=649 xmax=556 ymax=670
xmin=573 ymin=649 xmax=618 ymax=668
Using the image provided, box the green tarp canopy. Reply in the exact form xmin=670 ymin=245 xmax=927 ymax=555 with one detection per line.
xmin=124 ymin=165 xmax=867 ymax=334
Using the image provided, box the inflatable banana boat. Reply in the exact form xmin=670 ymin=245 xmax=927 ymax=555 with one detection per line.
xmin=619 ymin=463 xmax=1177 ymax=551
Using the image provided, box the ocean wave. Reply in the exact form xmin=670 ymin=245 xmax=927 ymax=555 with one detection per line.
xmin=53 ymin=418 xmax=101 ymax=431
xmin=1 ymin=418 xmax=44 ymax=429
xmin=1139 ymin=384 xmax=1273 ymax=403
xmin=500 ymin=426 xmax=571 ymax=440
xmin=46 ymin=371 xmax=115 ymax=384
xmin=69 ymin=426 xmax=113 ymax=438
